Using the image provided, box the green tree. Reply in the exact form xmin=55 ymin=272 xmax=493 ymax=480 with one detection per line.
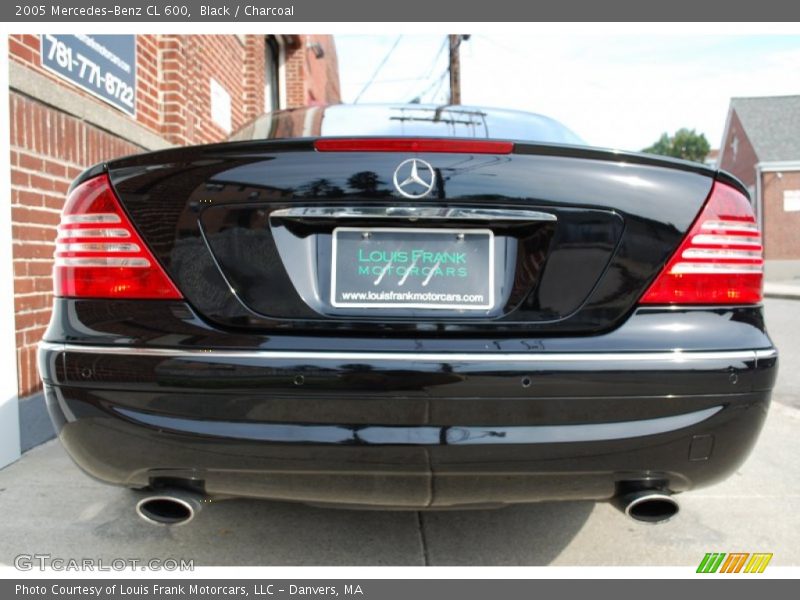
xmin=643 ymin=128 xmax=711 ymax=163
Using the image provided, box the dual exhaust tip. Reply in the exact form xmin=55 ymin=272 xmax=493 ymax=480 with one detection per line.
xmin=135 ymin=489 xmax=203 ymax=527
xmin=613 ymin=487 xmax=679 ymax=524
xmin=133 ymin=485 xmax=679 ymax=526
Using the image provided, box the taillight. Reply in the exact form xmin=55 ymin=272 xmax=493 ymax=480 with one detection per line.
xmin=54 ymin=174 xmax=183 ymax=299
xmin=640 ymin=181 xmax=763 ymax=305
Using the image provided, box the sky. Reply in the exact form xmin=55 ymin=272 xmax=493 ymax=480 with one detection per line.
xmin=335 ymin=33 xmax=800 ymax=152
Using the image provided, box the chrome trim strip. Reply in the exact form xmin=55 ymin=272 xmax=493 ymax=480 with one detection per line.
xmin=39 ymin=342 xmax=765 ymax=364
xmin=61 ymin=213 xmax=121 ymax=225
xmin=53 ymin=257 xmax=151 ymax=268
xmin=269 ymin=206 xmax=557 ymax=223
xmin=755 ymin=348 xmax=778 ymax=360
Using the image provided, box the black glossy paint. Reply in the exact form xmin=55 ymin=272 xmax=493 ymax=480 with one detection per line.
xmin=45 ymin=299 xmax=774 ymax=353
xmin=105 ymin=142 xmax=714 ymax=334
xmin=39 ymin=352 xmax=774 ymax=506
xmin=41 ymin=117 xmax=776 ymax=508
xmin=39 ymin=301 xmax=777 ymax=506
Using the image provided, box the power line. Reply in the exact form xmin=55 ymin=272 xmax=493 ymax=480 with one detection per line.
xmin=410 ymin=68 xmax=448 ymax=104
xmin=432 ymin=69 xmax=449 ymax=104
xmin=407 ymin=36 xmax=449 ymax=103
xmin=353 ymin=36 xmax=403 ymax=104
xmin=424 ymin=37 xmax=449 ymax=80
xmin=409 ymin=35 xmax=468 ymax=105
xmin=350 ymin=76 xmax=431 ymax=86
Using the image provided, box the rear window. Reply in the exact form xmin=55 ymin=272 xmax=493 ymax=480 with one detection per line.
xmin=228 ymin=104 xmax=585 ymax=146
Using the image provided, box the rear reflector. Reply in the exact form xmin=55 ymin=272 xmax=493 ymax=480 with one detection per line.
xmin=314 ymin=138 xmax=514 ymax=154
xmin=54 ymin=174 xmax=183 ymax=299
xmin=639 ymin=181 xmax=763 ymax=305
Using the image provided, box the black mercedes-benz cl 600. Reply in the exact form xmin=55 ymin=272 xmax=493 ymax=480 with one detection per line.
xmin=38 ymin=104 xmax=777 ymax=525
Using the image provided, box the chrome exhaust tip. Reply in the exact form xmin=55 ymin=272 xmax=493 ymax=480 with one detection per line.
xmin=613 ymin=488 xmax=679 ymax=524
xmin=135 ymin=490 xmax=203 ymax=526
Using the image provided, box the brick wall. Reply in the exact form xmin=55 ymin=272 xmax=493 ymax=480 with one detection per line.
xmin=718 ymin=108 xmax=800 ymax=262
xmin=7 ymin=34 xmax=341 ymax=398
xmin=303 ymin=35 xmax=342 ymax=106
xmin=762 ymin=170 xmax=800 ymax=261
xmin=9 ymin=93 xmax=144 ymax=396
xmin=284 ymin=35 xmax=342 ymax=107
xmin=284 ymin=38 xmax=307 ymax=108
xmin=243 ymin=36 xmax=267 ymax=121
xmin=10 ymin=35 xmax=164 ymax=139
xmin=151 ymin=34 xmax=258 ymax=145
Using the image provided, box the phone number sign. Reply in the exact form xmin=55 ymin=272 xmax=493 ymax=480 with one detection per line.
xmin=40 ymin=34 xmax=136 ymax=116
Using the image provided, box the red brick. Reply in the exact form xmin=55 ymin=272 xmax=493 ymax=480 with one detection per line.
xmin=9 ymin=33 xmax=341 ymax=397
xmin=24 ymin=327 xmax=49 ymax=346
xmin=30 ymin=174 xmax=56 ymax=192
xmin=15 ymin=293 xmax=52 ymax=313
xmin=26 ymin=262 xmax=55 ymax=277
xmin=18 ymin=152 xmax=44 ymax=172
xmin=12 ymin=206 xmax=60 ymax=226
xmin=43 ymin=160 xmax=67 ymax=178
xmin=9 ymin=38 xmax=34 ymax=63
xmin=13 ymin=241 xmax=55 ymax=260
xmin=13 ymin=224 xmax=56 ymax=242
xmin=11 ymin=169 xmax=30 ymax=187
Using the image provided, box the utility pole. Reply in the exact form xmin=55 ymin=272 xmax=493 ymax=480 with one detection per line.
xmin=448 ymin=34 xmax=462 ymax=105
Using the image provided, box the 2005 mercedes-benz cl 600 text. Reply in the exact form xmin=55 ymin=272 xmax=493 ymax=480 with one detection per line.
xmin=38 ymin=105 xmax=777 ymax=525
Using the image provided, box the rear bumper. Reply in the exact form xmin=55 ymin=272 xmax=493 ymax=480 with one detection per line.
xmin=38 ymin=339 xmax=777 ymax=508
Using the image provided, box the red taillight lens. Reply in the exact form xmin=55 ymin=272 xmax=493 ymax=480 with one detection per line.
xmin=314 ymin=138 xmax=514 ymax=154
xmin=54 ymin=174 xmax=183 ymax=299
xmin=640 ymin=181 xmax=763 ymax=305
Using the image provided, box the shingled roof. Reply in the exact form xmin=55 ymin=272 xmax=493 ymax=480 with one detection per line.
xmin=730 ymin=95 xmax=800 ymax=163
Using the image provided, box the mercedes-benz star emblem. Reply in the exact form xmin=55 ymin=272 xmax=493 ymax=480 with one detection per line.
xmin=393 ymin=158 xmax=436 ymax=199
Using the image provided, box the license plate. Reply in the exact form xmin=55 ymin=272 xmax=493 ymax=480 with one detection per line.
xmin=331 ymin=227 xmax=494 ymax=310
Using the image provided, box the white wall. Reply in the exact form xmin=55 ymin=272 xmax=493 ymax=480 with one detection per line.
xmin=0 ymin=35 xmax=21 ymax=468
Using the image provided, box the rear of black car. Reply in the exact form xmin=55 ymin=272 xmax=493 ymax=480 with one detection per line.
xmin=38 ymin=106 xmax=777 ymax=522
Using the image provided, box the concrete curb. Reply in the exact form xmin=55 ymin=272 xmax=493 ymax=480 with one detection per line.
xmin=764 ymin=284 xmax=800 ymax=300
xmin=18 ymin=392 xmax=55 ymax=453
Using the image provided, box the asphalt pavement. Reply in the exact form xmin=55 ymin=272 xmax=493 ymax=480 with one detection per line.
xmin=0 ymin=299 xmax=797 ymax=567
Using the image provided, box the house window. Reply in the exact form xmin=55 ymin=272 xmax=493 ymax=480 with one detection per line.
xmin=210 ymin=78 xmax=232 ymax=133
xmin=784 ymin=190 xmax=800 ymax=212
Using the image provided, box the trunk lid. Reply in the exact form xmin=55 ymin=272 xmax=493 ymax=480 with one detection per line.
xmin=106 ymin=140 xmax=716 ymax=335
